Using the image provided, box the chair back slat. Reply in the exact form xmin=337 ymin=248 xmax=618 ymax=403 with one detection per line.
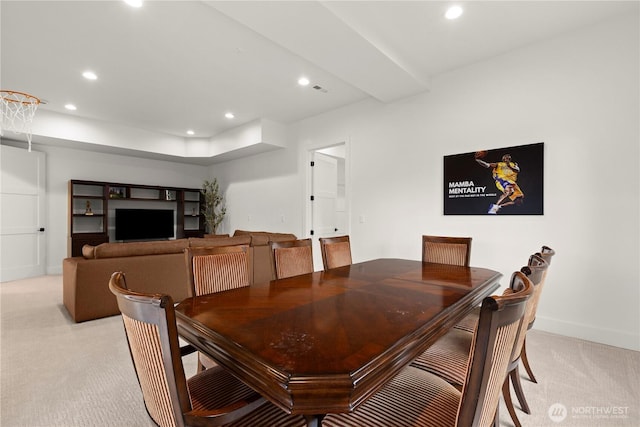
xmin=456 ymin=271 xmax=532 ymax=426
xmin=123 ymin=315 xmax=180 ymax=427
xmin=422 ymin=235 xmax=472 ymax=266
xmin=185 ymin=245 xmax=251 ymax=296
xmin=319 ymin=235 xmax=352 ymax=270
xmin=271 ymin=239 xmax=314 ymax=279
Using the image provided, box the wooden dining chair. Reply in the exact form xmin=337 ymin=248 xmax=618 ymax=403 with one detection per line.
xmin=319 ymin=235 xmax=352 ymax=270
xmin=270 ymin=238 xmax=314 ymax=279
xmin=539 ymin=245 xmax=556 ymax=265
xmin=411 ymin=266 xmax=545 ymax=427
xmin=323 ymin=270 xmax=532 ymax=427
xmin=184 ymin=245 xmax=251 ymax=371
xmin=108 ymin=272 xmax=307 ymax=427
xmin=453 ymin=249 xmax=551 ymax=335
xmin=502 ymin=263 xmax=548 ymax=426
xmin=519 ymin=247 xmax=555 ymax=384
xmin=422 ymin=235 xmax=472 ymax=266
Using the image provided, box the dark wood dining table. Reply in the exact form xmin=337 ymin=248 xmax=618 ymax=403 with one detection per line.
xmin=175 ymin=258 xmax=501 ymax=423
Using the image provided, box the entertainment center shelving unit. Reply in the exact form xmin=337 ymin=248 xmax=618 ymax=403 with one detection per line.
xmin=68 ymin=179 xmax=204 ymax=257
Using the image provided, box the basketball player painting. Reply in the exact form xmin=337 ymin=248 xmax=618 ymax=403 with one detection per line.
xmin=475 ymin=153 xmax=524 ymax=214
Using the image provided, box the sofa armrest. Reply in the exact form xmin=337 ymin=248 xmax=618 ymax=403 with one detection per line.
xmin=63 ymin=253 xmax=189 ymax=323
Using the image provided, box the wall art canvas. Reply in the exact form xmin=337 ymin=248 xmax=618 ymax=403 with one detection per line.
xmin=444 ymin=142 xmax=544 ymax=215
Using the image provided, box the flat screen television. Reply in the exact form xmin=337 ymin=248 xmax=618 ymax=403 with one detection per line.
xmin=115 ymin=209 xmax=174 ymax=241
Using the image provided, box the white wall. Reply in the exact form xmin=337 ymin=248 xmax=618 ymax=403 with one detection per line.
xmin=30 ymin=144 xmax=209 ymax=274
xmin=212 ymin=14 xmax=639 ymax=350
xmin=212 ymin=140 xmax=303 ymax=236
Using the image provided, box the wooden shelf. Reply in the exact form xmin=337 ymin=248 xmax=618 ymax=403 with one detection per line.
xmin=68 ymin=180 xmax=205 ymax=257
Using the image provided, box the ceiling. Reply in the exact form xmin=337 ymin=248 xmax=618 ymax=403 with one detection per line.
xmin=1 ymin=1 xmax=636 ymax=163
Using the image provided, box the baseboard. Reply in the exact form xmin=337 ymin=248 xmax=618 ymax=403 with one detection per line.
xmin=534 ymin=315 xmax=640 ymax=351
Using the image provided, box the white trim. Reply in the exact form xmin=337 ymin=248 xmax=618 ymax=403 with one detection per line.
xmin=534 ymin=315 xmax=640 ymax=351
xmin=301 ymin=138 xmax=351 ymax=240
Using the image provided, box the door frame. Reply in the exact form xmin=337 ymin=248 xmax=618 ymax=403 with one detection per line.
xmin=302 ymin=138 xmax=351 ymax=268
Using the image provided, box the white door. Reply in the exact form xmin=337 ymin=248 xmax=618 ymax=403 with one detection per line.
xmin=311 ymin=151 xmax=338 ymax=269
xmin=0 ymin=144 xmax=46 ymax=282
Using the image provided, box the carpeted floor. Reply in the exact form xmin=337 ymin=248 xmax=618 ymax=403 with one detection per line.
xmin=1 ymin=275 xmax=638 ymax=426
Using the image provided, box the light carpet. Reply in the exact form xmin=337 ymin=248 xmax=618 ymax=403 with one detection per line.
xmin=1 ymin=275 xmax=638 ymax=426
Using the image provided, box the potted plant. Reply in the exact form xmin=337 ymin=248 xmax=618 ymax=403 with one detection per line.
xmin=201 ymin=178 xmax=226 ymax=234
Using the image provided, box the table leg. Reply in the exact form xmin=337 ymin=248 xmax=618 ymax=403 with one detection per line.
xmin=304 ymin=414 xmax=325 ymax=427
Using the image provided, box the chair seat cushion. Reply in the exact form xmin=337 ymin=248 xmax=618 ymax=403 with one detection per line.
xmin=323 ymin=366 xmax=461 ymax=427
xmin=226 ymin=402 xmax=308 ymax=427
xmin=411 ymin=328 xmax=474 ymax=387
xmin=189 ymin=366 xmax=307 ymax=427
xmin=454 ymin=306 xmax=479 ymax=333
xmin=188 ymin=366 xmax=260 ymax=411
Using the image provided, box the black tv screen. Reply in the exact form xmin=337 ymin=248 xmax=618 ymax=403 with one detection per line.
xmin=115 ymin=209 xmax=174 ymax=241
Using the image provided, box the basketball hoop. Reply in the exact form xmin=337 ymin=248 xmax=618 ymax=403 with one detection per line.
xmin=0 ymin=90 xmax=41 ymax=152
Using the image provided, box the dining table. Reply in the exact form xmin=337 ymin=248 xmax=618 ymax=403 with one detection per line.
xmin=175 ymin=258 xmax=501 ymax=425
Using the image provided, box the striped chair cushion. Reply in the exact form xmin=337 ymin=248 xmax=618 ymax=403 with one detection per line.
xmin=189 ymin=365 xmax=308 ymax=427
xmin=323 ymin=366 xmax=461 ymax=427
xmin=225 ymin=401 xmax=308 ymax=427
xmin=188 ymin=366 xmax=263 ymax=412
xmin=453 ymin=306 xmax=479 ymax=333
xmin=424 ymin=241 xmax=469 ymax=266
xmin=411 ymin=328 xmax=474 ymax=386
xmin=274 ymin=246 xmax=313 ymax=279
xmin=192 ymin=251 xmax=249 ymax=296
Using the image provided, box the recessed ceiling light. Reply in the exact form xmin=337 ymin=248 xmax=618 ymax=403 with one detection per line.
xmin=298 ymin=77 xmax=310 ymax=86
xmin=123 ymin=0 xmax=143 ymax=7
xmin=65 ymin=104 xmax=77 ymax=111
xmin=225 ymin=112 xmax=235 ymax=119
xmin=186 ymin=130 xmax=195 ymax=135
xmin=445 ymin=5 xmax=463 ymax=20
xmin=82 ymin=71 xmax=98 ymax=80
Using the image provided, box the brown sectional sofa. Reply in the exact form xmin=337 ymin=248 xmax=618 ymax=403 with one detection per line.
xmin=62 ymin=230 xmax=296 ymax=322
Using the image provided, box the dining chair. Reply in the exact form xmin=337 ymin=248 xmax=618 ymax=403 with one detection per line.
xmin=502 ymin=262 xmax=548 ymax=426
xmin=519 ymin=247 xmax=555 ymax=384
xmin=270 ymin=238 xmax=314 ymax=279
xmin=411 ymin=266 xmax=545 ymax=427
xmin=184 ymin=245 xmax=252 ymax=370
xmin=322 ymin=270 xmax=532 ymax=427
xmin=422 ymin=235 xmax=472 ymax=266
xmin=539 ymin=245 xmax=556 ymax=265
xmin=319 ymin=235 xmax=352 ymax=270
xmin=453 ymin=248 xmax=551 ymax=335
xmin=108 ymin=271 xmax=307 ymax=427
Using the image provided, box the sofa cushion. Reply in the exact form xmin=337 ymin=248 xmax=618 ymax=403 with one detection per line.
xmin=268 ymin=233 xmax=298 ymax=243
xmin=82 ymin=244 xmax=96 ymax=259
xmin=233 ymin=230 xmax=297 ymax=245
xmin=188 ymin=236 xmax=251 ymax=248
xmin=250 ymin=234 xmax=270 ymax=246
xmin=93 ymin=239 xmax=189 ymax=259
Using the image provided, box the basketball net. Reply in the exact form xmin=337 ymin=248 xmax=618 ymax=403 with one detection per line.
xmin=0 ymin=90 xmax=41 ymax=152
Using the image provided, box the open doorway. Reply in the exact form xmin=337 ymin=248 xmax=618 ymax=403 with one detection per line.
xmin=306 ymin=142 xmax=348 ymax=271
